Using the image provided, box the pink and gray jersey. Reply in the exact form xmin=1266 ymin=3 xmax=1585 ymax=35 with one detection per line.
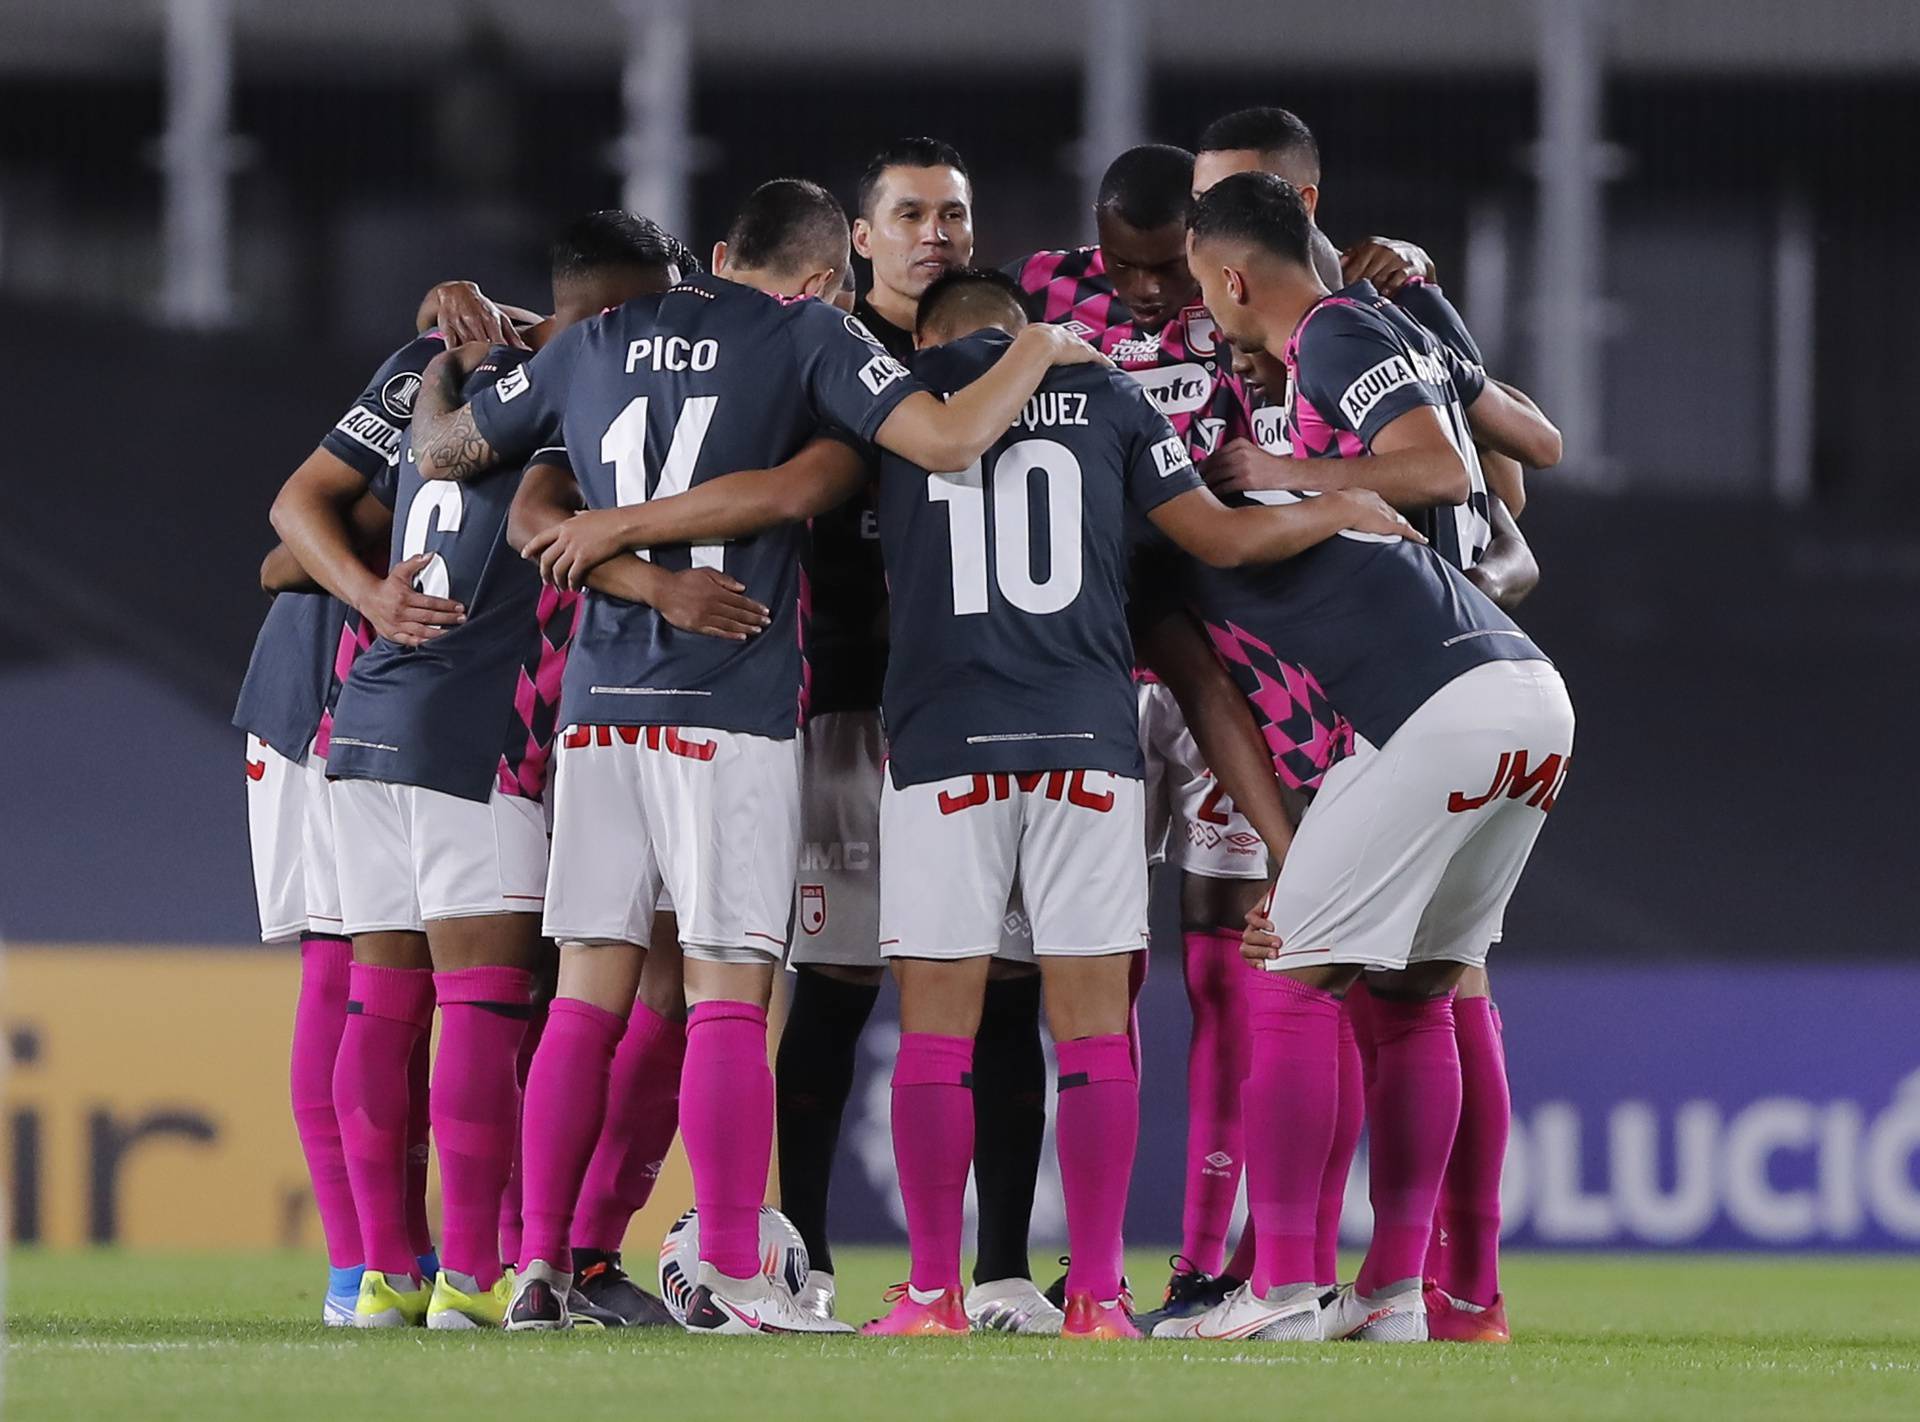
xmin=1282 ymin=279 xmax=1491 ymax=571
xmin=1006 ymin=246 xmax=1253 ymax=463
xmin=233 ymin=335 xmax=422 ymax=761
xmin=327 ymin=345 xmax=580 ymax=803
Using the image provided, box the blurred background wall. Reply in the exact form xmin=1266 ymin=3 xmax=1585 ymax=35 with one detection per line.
xmin=2 ymin=0 xmax=1916 ymax=1252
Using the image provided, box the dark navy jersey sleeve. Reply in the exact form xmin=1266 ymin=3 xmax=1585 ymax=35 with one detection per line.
xmin=319 ymin=332 xmax=446 ymax=487
xmin=1114 ymin=374 xmax=1204 ymax=515
xmin=785 ymin=299 xmax=921 ymax=443
xmin=469 ymin=322 xmax=586 ymax=466
xmin=1393 ymin=280 xmax=1483 ymax=367
xmin=1295 ymin=301 xmax=1446 ymax=449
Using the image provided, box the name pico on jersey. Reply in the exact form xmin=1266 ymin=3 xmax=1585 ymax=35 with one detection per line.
xmin=878 ymin=329 xmax=1203 ymax=789
xmin=467 ymin=274 xmax=921 ymax=740
xmin=1006 ymin=246 xmax=1253 ymax=463
xmin=234 ymin=333 xmax=431 ymax=761
xmin=327 ymin=345 xmax=582 ymax=804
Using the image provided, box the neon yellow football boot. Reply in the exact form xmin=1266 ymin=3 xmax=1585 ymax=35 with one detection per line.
xmin=354 ymin=1269 xmax=432 ymax=1328
xmin=427 ymin=1268 xmax=515 ymax=1331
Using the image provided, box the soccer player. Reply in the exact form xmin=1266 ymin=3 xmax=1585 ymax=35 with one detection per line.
xmin=1151 ymin=173 xmax=1573 ymax=1343
xmin=526 ymin=266 xmax=1419 ymax=1338
xmin=1192 ymin=109 xmax=1557 ymax=1339
xmin=269 ymin=211 xmax=690 ymax=1329
xmin=410 ymin=179 xmax=1108 ymax=1335
xmin=242 ymin=333 xmax=466 ymax=1324
xmin=1007 ymin=142 xmax=1278 ymax=1315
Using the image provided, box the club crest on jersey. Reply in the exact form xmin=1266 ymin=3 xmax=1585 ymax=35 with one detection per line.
xmin=799 ymin=884 xmax=828 ymax=936
xmin=859 ymin=354 xmax=909 ymax=395
xmin=1151 ymin=434 xmax=1192 ymax=478
xmin=1128 ymin=361 xmax=1211 ymax=415
xmin=380 ymin=371 xmax=422 ymax=418
xmin=1338 ymin=355 xmax=1416 ymax=427
xmin=494 ymin=365 xmax=530 ymax=403
xmin=1183 ymin=310 xmax=1219 ymax=358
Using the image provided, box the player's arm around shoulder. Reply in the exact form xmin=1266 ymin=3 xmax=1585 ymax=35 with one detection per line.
xmin=1463 ymin=376 xmax=1563 ymax=471
xmin=1464 ymin=495 xmax=1540 ymax=611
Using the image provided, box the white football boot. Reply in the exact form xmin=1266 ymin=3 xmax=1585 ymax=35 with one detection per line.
xmin=1320 ymin=1277 xmax=1428 ymax=1342
xmin=681 ymin=1263 xmax=854 ymax=1336
xmin=793 ymin=1271 xmax=838 ymax=1323
xmin=964 ymin=1277 xmax=1066 ymax=1335
xmin=1151 ymin=1280 xmax=1323 ymax=1341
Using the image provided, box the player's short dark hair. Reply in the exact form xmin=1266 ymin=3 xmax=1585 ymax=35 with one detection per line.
xmin=1197 ymin=106 xmax=1321 ymax=184
xmin=855 ymin=137 xmax=970 ymax=220
xmin=549 ymin=210 xmax=690 ymax=281
xmin=1188 ymin=172 xmax=1314 ymax=266
xmin=916 ymin=266 xmax=1028 ymax=339
xmin=724 ymin=178 xmax=849 ymax=276
xmin=1095 ymin=144 xmax=1195 ymax=231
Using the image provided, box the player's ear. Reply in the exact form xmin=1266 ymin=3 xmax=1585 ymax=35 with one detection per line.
xmin=851 ymin=217 xmax=875 ymax=261
xmin=1298 ymin=184 xmax=1320 ymax=221
xmin=799 ymin=267 xmax=839 ymax=300
xmin=710 ymin=240 xmax=730 ymax=275
xmin=1225 ymin=264 xmax=1250 ymax=306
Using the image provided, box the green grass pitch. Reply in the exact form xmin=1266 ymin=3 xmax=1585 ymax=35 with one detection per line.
xmin=7 ymin=1249 xmax=1919 ymax=1421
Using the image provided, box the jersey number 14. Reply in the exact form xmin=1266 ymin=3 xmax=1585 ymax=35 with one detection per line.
xmin=929 ymin=439 xmax=1084 ymax=616
xmin=600 ymin=394 xmax=725 ymax=570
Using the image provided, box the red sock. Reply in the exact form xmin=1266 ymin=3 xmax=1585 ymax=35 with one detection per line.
xmin=498 ymin=996 xmax=546 ymax=1269
xmin=431 ymin=966 xmax=530 ymax=1288
xmin=1429 ymin=995 xmax=1508 ymax=1305
xmin=291 ymin=936 xmax=359 ymax=1269
xmin=1179 ymin=931 xmax=1249 ymax=1274
xmin=681 ymin=1000 xmax=773 ymax=1279
xmin=517 ymin=998 xmax=624 ymax=1272
xmin=405 ymin=1032 xmax=433 ymax=1260
xmin=1242 ymin=973 xmax=1339 ymax=1293
xmin=1357 ymin=994 xmax=1461 ymax=1295
xmin=891 ymin=1032 xmax=975 ymax=1293
xmin=333 ymin=963 xmax=435 ymax=1278
xmin=1057 ymin=1033 xmax=1138 ymax=1301
xmin=574 ymin=1000 xmax=688 ymax=1252
xmin=1316 ymin=1004 xmax=1366 ymax=1286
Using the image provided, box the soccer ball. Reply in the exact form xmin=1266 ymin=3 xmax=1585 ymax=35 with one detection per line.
xmin=657 ymin=1205 xmax=810 ymax=1324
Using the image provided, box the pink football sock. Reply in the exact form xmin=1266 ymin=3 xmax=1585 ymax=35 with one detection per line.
xmin=1057 ymin=1033 xmax=1139 ymax=1302
xmin=1356 ymin=993 xmax=1462 ymax=1296
xmin=517 ymin=998 xmax=624 ymax=1272
xmin=681 ymin=1000 xmax=774 ymax=1279
xmin=1316 ymin=1005 xmax=1366 ymax=1286
xmin=291 ymin=936 xmax=359 ymax=1269
xmin=1126 ymin=949 xmax=1150 ymax=1077
xmin=891 ymin=1032 xmax=975 ymax=1293
xmin=1179 ymin=930 xmax=1249 ymax=1274
xmin=574 ymin=1000 xmax=688 ymax=1253
xmin=405 ymin=1032 xmax=433 ymax=1260
xmin=1346 ymin=975 xmax=1379 ymax=1091
xmin=1242 ymin=973 xmax=1340 ymax=1293
xmin=498 ymin=995 xmax=546 ymax=1269
xmin=431 ymin=966 xmax=531 ymax=1288
xmin=1428 ymin=994 xmax=1509 ymax=1306
xmin=333 ymin=963 xmax=435 ymax=1278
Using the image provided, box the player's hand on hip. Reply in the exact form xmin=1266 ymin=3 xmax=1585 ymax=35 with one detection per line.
xmin=655 ymin=569 xmax=771 ymax=641
xmin=1241 ymin=904 xmax=1283 ymax=962
xmin=1204 ymin=437 xmax=1295 ymax=495
xmin=1328 ymin=489 xmax=1426 ymax=543
xmin=426 ymin=281 xmax=529 ymax=350
xmin=364 ymin=553 xmax=465 ymax=647
xmin=523 ymin=508 xmax=633 ymax=591
xmin=1026 ymin=322 xmax=1111 ymax=367
xmin=1339 ymin=237 xmax=1433 ymax=296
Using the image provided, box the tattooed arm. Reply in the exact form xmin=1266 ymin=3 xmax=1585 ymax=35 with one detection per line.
xmin=411 ymin=344 xmax=501 ymax=482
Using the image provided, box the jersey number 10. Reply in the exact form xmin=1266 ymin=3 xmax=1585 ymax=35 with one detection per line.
xmin=929 ymin=439 xmax=1084 ymax=617
xmin=600 ymin=394 xmax=725 ymax=570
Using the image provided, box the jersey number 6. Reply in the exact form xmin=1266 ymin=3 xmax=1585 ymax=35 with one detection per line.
xmin=928 ymin=439 xmax=1084 ymax=617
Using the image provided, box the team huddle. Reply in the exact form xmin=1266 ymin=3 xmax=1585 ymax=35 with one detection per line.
xmin=238 ymin=105 xmax=1571 ymax=1344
